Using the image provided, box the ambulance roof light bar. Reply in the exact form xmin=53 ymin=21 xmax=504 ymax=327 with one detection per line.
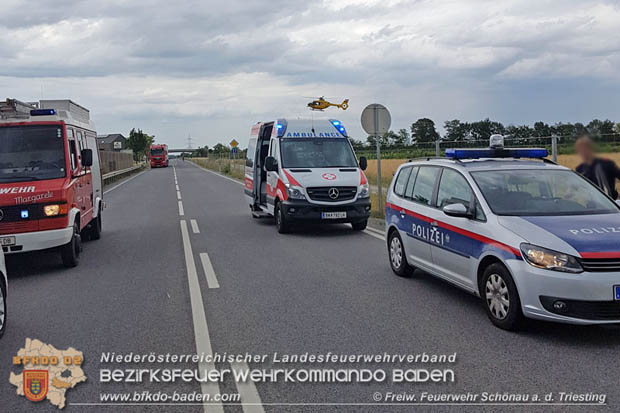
xmin=445 ymin=135 xmax=548 ymax=160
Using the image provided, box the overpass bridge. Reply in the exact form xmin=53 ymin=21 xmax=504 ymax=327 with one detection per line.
xmin=168 ymin=148 xmax=199 ymax=153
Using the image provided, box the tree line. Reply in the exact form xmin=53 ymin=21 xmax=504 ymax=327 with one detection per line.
xmin=351 ymin=118 xmax=620 ymax=150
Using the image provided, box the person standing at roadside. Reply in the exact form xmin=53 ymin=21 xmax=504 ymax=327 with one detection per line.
xmin=575 ymin=136 xmax=620 ymax=199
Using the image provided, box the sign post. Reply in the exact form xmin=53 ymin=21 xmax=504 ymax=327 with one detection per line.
xmin=361 ymin=104 xmax=391 ymax=214
xmin=230 ymin=139 xmax=239 ymax=159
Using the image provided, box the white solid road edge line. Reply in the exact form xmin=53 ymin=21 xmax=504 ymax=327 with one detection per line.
xmin=178 ymin=201 xmax=185 ymax=216
xmin=189 ymin=161 xmax=244 ymax=186
xmin=363 ymin=229 xmax=384 ymax=241
xmin=180 ymin=221 xmax=224 ymax=413
xmin=177 ymin=190 xmax=182 ymax=200
xmin=199 ymin=253 xmax=220 ymax=289
xmin=191 ymin=219 xmax=200 ymax=234
xmin=103 ymin=170 xmax=148 ymax=194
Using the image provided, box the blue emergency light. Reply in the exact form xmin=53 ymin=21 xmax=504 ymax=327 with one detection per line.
xmin=20 ymin=210 xmax=29 ymax=219
xmin=275 ymin=119 xmax=287 ymax=137
xmin=330 ymin=119 xmax=347 ymax=137
xmin=30 ymin=109 xmax=56 ymax=116
xmin=445 ymin=147 xmax=548 ymax=160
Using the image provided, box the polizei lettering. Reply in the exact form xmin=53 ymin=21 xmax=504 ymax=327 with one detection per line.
xmin=412 ymin=223 xmax=445 ymax=246
xmin=0 ymin=186 xmax=36 ymax=195
xmin=569 ymin=227 xmax=620 ymax=235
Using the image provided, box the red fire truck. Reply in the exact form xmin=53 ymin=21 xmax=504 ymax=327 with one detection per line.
xmin=0 ymin=99 xmax=103 ymax=267
xmin=150 ymin=144 xmax=169 ymax=168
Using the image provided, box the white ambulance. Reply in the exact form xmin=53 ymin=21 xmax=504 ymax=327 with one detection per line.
xmin=244 ymin=118 xmax=371 ymax=233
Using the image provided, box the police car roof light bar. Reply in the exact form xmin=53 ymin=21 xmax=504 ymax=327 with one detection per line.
xmin=445 ymin=147 xmax=549 ymax=160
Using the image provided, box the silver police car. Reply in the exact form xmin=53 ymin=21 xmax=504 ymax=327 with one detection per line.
xmin=385 ymin=139 xmax=620 ymax=330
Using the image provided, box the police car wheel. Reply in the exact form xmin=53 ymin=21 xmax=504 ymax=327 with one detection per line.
xmin=275 ymin=202 xmax=290 ymax=234
xmin=481 ymin=263 xmax=523 ymax=330
xmin=0 ymin=276 xmax=6 ymax=338
xmin=388 ymin=231 xmax=413 ymax=277
xmin=61 ymin=222 xmax=82 ymax=268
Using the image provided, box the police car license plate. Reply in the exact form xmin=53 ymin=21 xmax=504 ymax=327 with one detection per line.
xmin=322 ymin=212 xmax=346 ymax=219
xmin=0 ymin=236 xmax=15 ymax=247
xmin=614 ymin=286 xmax=620 ymax=301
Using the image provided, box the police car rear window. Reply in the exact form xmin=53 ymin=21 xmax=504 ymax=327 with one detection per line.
xmin=471 ymin=169 xmax=619 ymax=216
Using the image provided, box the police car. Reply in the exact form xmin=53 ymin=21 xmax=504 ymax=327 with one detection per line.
xmin=245 ymin=119 xmax=371 ymax=233
xmin=385 ymin=136 xmax=620 ymax=330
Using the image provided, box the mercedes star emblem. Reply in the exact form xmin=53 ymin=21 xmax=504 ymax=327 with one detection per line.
xmin=328 ymin=188 xmax=339 ymax=200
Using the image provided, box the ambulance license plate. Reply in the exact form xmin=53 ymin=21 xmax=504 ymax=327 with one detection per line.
xmin=614 ymin=285 xmax=620 ymax=301
xmin=0 ymin=236 xmax=15 ymax=247
xmin=322 ymin=212 xmax=346 ymax=219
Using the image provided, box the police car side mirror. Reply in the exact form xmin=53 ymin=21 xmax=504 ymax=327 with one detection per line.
xmin=359 ymin=156 xmax=367 ymax=171
xmin=265 ymin=156 xmax=278 ymax=172
xmin=81 ymin=149 xmax=93 ymax=167
xmin=443 ymin=203 xmax=472 ymax=218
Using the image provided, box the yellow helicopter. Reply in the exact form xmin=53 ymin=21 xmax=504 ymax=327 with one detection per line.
xmin=307 ymin=97 xmax=349 ymax=111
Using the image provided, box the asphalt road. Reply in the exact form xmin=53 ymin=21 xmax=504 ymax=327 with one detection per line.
xmin=1 ymin=159 xmax=619 ymax=412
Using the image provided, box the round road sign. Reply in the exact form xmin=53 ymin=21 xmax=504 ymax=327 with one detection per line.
xmin=361 ymin=104 xmax=391 ymax=135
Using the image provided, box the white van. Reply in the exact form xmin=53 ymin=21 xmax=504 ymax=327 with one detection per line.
xmin=244 ymin=119 xmax=371 ymax=233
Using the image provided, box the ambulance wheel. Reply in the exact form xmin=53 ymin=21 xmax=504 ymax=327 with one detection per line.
xmin=480 ymin=263 xmax=523 ymax=331
xmin=351 ymin=220 xmax=367 ymax=231
xmin=388 ymin=230 xmax=413 ymax=277
xmin=89 ymin=209 xmax=102 ymax=240
xmin=0 ymin=276 xmax=6 ymax=339
xmin=61 ymin=222 xmax=82 ymax=268
xmin=275 ymin=202 xmax=290 ymax=234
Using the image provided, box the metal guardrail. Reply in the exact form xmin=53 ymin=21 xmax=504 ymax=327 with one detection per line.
xmin=102 ymin=164 xmax=145 ymax=185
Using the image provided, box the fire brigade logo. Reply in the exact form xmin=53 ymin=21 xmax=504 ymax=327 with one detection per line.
xmin=322 ymin=173 xmax=337 ymax=181
xmin=23 ymin=370 xmax=49 ymax=402
xmin=328 ymin=188 xmax=340 ymax=199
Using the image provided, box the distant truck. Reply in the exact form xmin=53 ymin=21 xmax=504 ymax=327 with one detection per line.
xmin=150 ymin=144 xmax=169 ymax=168
xmin=0 ymin=98 xmax=103 ymax=267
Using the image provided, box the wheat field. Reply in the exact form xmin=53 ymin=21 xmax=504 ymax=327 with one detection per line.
xmin=365 ymin=153 xmax=620 ymax=191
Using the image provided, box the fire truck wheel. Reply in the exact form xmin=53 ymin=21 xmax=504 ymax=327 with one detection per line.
xmin=61 ymin=222 xmax=82 ymax=268
xmin=0 ymin=276 xmax=6 ymax=338
xmin=89 ymin=209 xmax=102 ymax=240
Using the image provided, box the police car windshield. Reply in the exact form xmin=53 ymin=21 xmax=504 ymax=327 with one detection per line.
xmin=280 ymin=138 xmax=358 ymax=168
xmin=0 ymin=125 xmax=66 ymax=182
xmin=471 ymin=169 xmax=619 ymax=216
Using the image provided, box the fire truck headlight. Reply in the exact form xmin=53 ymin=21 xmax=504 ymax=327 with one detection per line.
xmin=44 ymin=204 xmax=61 ymax=216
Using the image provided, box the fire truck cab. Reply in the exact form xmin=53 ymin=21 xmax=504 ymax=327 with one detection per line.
xmin=0 ymin=99 xmax=103 ymax=267
xmin=150 ymin=144 xmax=169 ymax=168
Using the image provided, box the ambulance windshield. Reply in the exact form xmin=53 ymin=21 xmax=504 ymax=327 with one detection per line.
xmin=280 ymin=138 xmax=358 ymax=168
xmin=472 ymin=169 xmax=619 ymax=216
xmin=0 ymin=125 xmax=66 ymax=182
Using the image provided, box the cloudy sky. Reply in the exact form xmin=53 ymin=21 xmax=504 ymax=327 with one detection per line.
xmin=1 ymin=0 xmax=619 ymax=148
